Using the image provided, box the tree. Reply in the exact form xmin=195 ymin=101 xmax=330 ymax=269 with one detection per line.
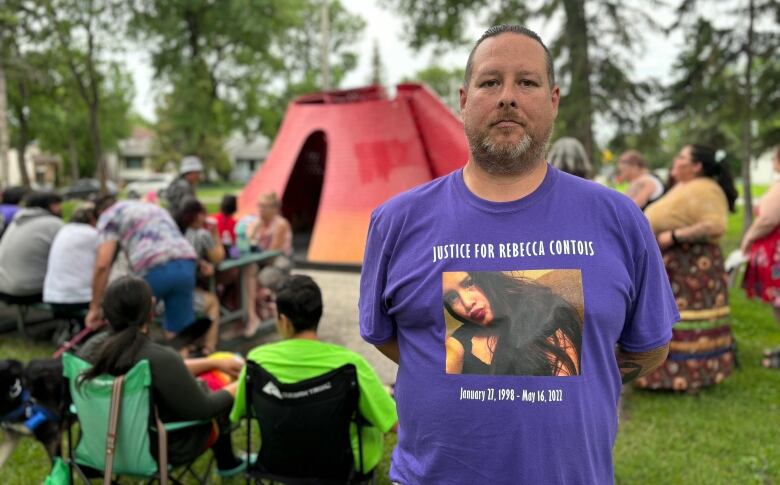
xmin=130 ymin=0 xmax=364 ymax=178
xmin=0 ymin=58 xmax=9 ymax=185
xmin=370 ymin=39 xmax=384 ymax=85
xmin=31 ymin=61 xmax=133 ymax=181
xmin=35 ymin=0 xmax=128 ymax=191
xmin=665 ymin=0 xmax=780 ymax=227
xmin=379 ymin=0 xmax=658 ymax=162
xmin=2 ymin=1 xmax=132 ymax=186
xmin=0 ymin=4 xmax=33 ymax=187
xmin=404 ymin=65 xmax=464 ymax=111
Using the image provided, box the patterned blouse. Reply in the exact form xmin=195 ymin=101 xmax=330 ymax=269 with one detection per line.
xmin=97 ymin=201 xmax=196 ymax=274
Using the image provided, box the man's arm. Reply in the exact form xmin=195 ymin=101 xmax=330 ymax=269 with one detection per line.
xmin=374 ymin=338 xmax=400 ymax=365
xmin=85 ymin=240 xmax=118 ymax=329
xmin=615 ymin=343 xmax=670 ymax=384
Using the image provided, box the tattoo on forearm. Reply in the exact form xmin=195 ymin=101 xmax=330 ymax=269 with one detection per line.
xmin=616 ymin=344 xmax=670 ymax=384
xmin=618 ymin=361 xmax=643 ymax=384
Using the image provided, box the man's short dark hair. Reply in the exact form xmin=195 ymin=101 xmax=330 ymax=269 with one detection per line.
xmin=2 ymin=186 xmax=31 ymax=205
xmin=464 ymin=24 xmax=555 ymax=89
xmin=22 ymin=191 xmax=63 ymax=212
xmin=276 ymin=275 xmax=323 ymax=334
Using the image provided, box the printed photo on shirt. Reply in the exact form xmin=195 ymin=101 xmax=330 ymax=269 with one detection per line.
xmin=443 ymin=270 xmax=584 ymax=376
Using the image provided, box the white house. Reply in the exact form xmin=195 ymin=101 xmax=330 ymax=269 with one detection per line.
xmin=225 ymin=134 xmax=269 ymax=182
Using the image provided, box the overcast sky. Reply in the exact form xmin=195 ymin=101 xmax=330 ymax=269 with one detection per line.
xmin=124 ymin=1 xmax=713 ymax=145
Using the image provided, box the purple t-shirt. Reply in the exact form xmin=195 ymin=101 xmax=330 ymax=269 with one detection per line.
xmin=359 ymin=166 xmax=677 ymax=485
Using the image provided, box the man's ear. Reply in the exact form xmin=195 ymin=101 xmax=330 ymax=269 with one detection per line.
xmin=550 ymin=84 xmax=561 ymax=119
xmin=276 ymin=313 xmax=293 ymax=338
xmin=459 ymin=85 xmax=468 ymax=121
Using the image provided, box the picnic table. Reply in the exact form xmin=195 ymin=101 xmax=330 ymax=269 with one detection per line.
xmin=210 ymin=250 xmax=280 ymax=326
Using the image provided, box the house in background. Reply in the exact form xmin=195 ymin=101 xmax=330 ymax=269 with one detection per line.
xmin=117 ymin=126 xmax=158 ymax=181
xmin=225 ymin=134 xmax=269 ymax=182
xmin=2 ymin=143 xmax=60 ymax=189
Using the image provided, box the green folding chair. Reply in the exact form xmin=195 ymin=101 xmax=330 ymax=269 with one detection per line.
xmin=62 ymin=352 xmax=213 ymax=484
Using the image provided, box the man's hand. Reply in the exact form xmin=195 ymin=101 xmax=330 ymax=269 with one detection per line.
xmin=616 ymin=343 xmax=670 ymax=384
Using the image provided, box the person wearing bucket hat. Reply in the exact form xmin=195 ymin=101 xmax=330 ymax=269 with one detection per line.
xmin=166 ymin=155 xmax=204 ymax=213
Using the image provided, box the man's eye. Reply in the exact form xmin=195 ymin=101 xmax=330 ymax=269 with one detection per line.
xmin=519 ymin=79 xmax=537 ymax=87
xmin=480 ymin=79 xmax=498 ymax=87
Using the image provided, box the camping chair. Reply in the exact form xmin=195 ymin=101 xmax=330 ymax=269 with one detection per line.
xmin=243 ymin=361 xmax=373 ymax=485
xmin=62 ymin=353 xmax=214 ymax=484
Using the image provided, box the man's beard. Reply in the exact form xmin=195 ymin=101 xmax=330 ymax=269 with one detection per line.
xmin=466 ymin=118 xmax=552 ymax=177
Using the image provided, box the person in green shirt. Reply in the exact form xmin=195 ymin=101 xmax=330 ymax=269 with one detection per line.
xmin=230 ymin=275 xmax=397 ymax=473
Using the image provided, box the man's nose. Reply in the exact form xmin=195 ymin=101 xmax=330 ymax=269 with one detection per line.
xmin=497 ymin=83 xmax=518 ymax=109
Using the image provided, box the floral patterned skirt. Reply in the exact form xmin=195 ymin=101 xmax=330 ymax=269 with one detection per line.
xmin=743 ymin=227 xmax=780 ymax=307
xmin=634 ymin=243 xmax=735 ymax=392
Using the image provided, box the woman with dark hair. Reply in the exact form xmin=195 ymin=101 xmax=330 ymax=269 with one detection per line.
xmin=175 ymin=198 xmax=225 ymax=354
xmin=639 ymin=144 xmax=737 ymax=391
xmin=0 ymin=191 xmax=64 ymax=297
xmin=443 ymin=271 xmax=582 ymax=376
xmin=79 ymin=276 xmax=248 ymax=476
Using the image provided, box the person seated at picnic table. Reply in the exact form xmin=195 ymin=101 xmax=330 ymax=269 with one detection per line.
xmin=175 ymin=197 xmax=225 ymax=355
xmin=0 ymin=191 xmax=64 ymax=298
xmin=246 ymin=192 xmax=294 ymax=332
xmin=85 ymin=200 xmax=200 ymax=346
xmin=43 ymin=203 xmax=100 ymax=330
xmin=230 ymin=275 xmax=397 ymax=474
xmin=79 ymin=276 xmax=250 ymax=476
xmin=0 ymin=186 xmax=31 ymax=239
xmin=214 ymin=195 xmax=238 ymax=256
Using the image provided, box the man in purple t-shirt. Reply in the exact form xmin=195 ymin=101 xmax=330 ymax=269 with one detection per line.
xmin=359 ymin=25 xmax=678 ymax=484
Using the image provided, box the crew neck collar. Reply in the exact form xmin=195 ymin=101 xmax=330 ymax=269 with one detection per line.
xmin=452 ymin=163 xmax=559 ymax=213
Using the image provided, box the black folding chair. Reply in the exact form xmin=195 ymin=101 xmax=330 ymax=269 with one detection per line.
xmin=244 ymin=361 xmax=373 ymax=485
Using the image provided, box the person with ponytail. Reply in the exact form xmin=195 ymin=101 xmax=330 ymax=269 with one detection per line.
xmin=638 ymin=144 xmax=738 ymax=391
xmin=79 ymin=276 xmax=250 ymax=477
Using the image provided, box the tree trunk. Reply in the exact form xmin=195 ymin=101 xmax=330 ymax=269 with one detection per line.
xmin=741 ymin=0 xmax=755 ymax=231
xmin=562 ymin=0 xmax=595 ymax=161
xmin=16 ymin=129 xmax=29 ymax=188
xmin=0 ymin=59 xmax=9 ymax=185
xmin=13 ymin=80 xmax=31 ymax=188
xmin=68 ymin=136 xmax=79 ymax=181
xmin=88 ymin=102 xmax=105 ymax=193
